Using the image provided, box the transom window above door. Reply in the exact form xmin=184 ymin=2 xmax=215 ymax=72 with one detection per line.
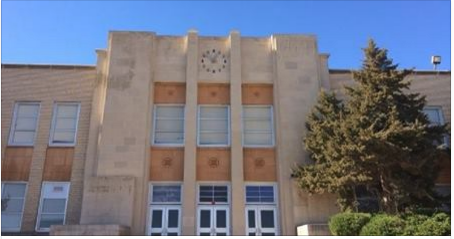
xmin=245 ymin=185 xmax=275 ymax=204
xmin=198 ymin=185 xmax=229 ymax=204
xmin=151 ymin=185 xmax=182 ymax=204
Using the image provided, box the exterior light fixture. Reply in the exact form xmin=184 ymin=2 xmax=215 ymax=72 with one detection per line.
xmin=431 ymin=55 xmax=441 ymax=70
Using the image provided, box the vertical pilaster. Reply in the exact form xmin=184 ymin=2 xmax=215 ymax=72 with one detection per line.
xmin=181 ymin=30 xmax=198 ymax=235
xmin=229 ymin=30 xmax=246 ymax=235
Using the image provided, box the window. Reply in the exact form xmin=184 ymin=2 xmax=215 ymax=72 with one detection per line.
xmin=153 ymin=106 xmax=185 ymax=145
xmin=198 ymin=106 xmax=230 ymax=146
xmin=198 ymin=185 xmax=229 ymax=204
xmin=242 ymin=106 xmax=274 ymax=147
xmin=148 ymin=184 xmax=182 ymax=236
xmin=151 ymin=185 xmax=182 ymax=204
xmin=423 ymin=107 xmax=449 ymax=146
xmin=1 ymin=183 xmax=27 ymax=232
xmin=245 ymin=185 xmax=275 ymax=204
xmin=8 ymin=102 xmax=40 ymax=146
xmin=36 ymin=182 xmax=70 ymax=232
xmin=424 ymin=107 xmax=444 ymax=126
xmin=49 ymin=103 xmax=80 ymax=146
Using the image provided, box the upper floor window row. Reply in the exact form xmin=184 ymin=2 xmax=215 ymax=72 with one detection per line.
xmin=152 ymin=105 xmax=274 ymax=147
xmin=8 ymin=102 xmax=81 ymax=147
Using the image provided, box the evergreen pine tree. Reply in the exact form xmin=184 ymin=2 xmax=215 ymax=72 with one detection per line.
xmin=294 ymin=39 xmax=449 ymax=214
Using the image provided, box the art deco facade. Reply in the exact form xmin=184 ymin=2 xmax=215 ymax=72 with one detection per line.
xmin=1 ymin=30 xmax=450 ymax=236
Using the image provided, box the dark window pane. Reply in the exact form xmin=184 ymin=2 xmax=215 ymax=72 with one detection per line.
xmin=262 ymin=232 xmax=275 ymax=236
xmin=217 ymin=233 xmax=226 ymax=236
xmin=200 ymin=233 xmax=210 ymax=236
xmin=167 ymin=232 xmax=178 ymax=236
xmin=39 ymin=214 xmax=64 ymax=229
xmin=151 ymin=233 xmax=161 ymax=236
xmin=248 ymin=210 xmax=255 ymax=228
xmin=260 ymin=186 xmax=274 ymax=192
xmin=216 ymin=210 xmax=226 ymax=228
xmin=214 ymin=186 xmax=227 ymax=191
xmin=151 ymin=210 xmax=163 ymax=228
xmin=168 ymin=210 xmax=179 ymax=228
xmin=249 ymin=232 xmax=256 ymax=236
xmin=200 ymin=186 xmax=213 ymax=191
xmin=246 ymin=197 xmax=260 ymax=203
xmin=200 ymin=210 xmax=211 ymax=228
xmin=260 ymin=210 xmax=275 ymax=228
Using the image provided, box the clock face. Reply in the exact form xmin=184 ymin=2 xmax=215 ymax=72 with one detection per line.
xmin=201 ymin=49 xmax=228 ymax=73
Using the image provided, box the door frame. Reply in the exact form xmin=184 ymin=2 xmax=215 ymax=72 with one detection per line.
xmin=147 ymin=205 xmax=182 ymax=236
xmin=245 ymin=205 xmax=279 ymax=236
xmin=196 ymin=205 xmax=230 ymax=236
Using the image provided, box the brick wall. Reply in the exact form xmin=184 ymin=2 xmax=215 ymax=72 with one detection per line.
xmin=1 ymin=65 xmax=96 ymax=233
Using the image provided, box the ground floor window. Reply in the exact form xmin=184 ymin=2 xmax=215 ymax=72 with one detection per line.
xmin=148 ymin=184 xmax=182 ymax=236
xmin=1 ymin=182 xmax=27 ymax=232
xmin=36 ymin=182 xmax=70 ymax=232
xmin=245 ymin=184 xmax=278 ymax=236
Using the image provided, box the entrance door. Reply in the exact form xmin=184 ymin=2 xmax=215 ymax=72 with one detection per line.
xmin=148 ymin=206 xmax=181 ymax=236
xmin=246 ymin=206 xmax=278 ymax=236
xmin=197 ymin=206 xmax=229 ymax=236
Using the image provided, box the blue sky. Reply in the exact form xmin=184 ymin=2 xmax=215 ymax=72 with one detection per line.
xmin=2 ymin=1 xmax=451 ymax=70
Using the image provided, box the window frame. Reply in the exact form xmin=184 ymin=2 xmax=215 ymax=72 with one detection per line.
xmin=48 ymin=102 xmax=81 ymax=147
xmin=197 ymin=183 xmax=231 ymax=205
xmin=35 ymin=182 xmax=70 ymax=232
xmin=197 ymin=105 xmax=231 ymax=147
xmin=242 ymin=105 xmax=275 ymax=148
xmin=423 ymin=106 xmax=445 ymax=125
xmin=244 ymin=183 xmax=277 ymax=205
xmin=423 ymin=106 xmax=449 ymax=146
xmin=8 ymin=102 xmax=41 ymax=146
xmin=1 ymin=182 xmax=28 ymax=232
xmin=151 ymin=104 xmax=186 ymax=147
xmin=149 ymin=182 xmax=183 ymax=205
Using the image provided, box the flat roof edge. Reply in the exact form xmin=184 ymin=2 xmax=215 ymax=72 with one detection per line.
xmin=329 ymin=69 xmax=451 ymax=75
xmin=1 ymin=63 xmax=96 ymax=70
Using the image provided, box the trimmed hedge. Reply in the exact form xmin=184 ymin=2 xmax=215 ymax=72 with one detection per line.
xmin=328 ymin=211 xmax=451 ymax=236
xmin=328 ymin=212 xmax=371 ymax=236
xmin=416 ymin=213 xmax=451 ymax=236
xmin=402 ymin=214 xmax=430 ymax=236
xmin=360 ymin=214 xmax=405 ymax=236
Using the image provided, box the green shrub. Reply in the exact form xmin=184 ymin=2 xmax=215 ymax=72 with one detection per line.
xmin=360 ymin=214 xmax=405 ymax=236
xmin=402 ymin=214 xmax=430 ymax=235
xmin=328 ymin=212 xmax=371 ymax=236
xmin=415 ymin=213 xmax=451 ymax=236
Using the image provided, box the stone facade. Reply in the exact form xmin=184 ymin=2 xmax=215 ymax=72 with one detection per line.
xmin=1 ymin=30 xmax=450 ymax=236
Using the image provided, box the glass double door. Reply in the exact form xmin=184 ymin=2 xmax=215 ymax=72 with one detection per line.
xmin=246 ymin=206 xmax=278 ymax=236
xmin=197 ymin=206 xmax=230 ymax=236
xmin=148 ymin=206 xmax=181 ymax=236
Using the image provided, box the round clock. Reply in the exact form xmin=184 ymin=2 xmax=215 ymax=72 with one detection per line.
xmin=201 ymin=49 xmax=228 ymax=73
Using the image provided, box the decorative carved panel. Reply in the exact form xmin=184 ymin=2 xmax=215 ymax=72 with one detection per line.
xmin=197 ymin=148 xmax=230 ymax=181
xmin=154 ymin=82 xmax=186 ymax=104
xmin=242 ymin=84 xmax=274 ymax=105
xmin=198 ymin=83 xmax=230 ymax=104
xmin=244 ymin=148 xmax=276 ymax=181
xmin=149 ymin=147 xmax=184 ymax=181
